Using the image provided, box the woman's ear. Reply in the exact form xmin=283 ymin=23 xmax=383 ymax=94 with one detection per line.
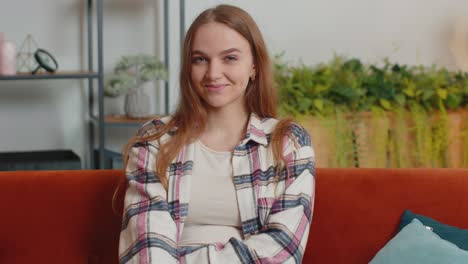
xmin=250 ymin=64 xmax=256 ymax=78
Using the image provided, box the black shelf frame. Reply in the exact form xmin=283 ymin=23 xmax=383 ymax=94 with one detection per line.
xmin=0 ymin=72 xmax=99 ymax=80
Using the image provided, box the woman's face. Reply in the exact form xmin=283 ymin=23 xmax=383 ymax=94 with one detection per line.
xmin=190 ymin=22 xmax=255 ymax=111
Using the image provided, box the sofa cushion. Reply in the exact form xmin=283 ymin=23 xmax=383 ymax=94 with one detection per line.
xmin=399 ymin=209 xmax=468 ymax=250
xmin=370 ymin=218 xmax=468 ymax=264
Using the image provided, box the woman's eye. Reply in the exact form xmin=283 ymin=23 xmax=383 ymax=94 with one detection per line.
xmin=192 ymin=57 xmax=207 ymax=64
xmin=225 ymin=55 xmax=237 ymax=62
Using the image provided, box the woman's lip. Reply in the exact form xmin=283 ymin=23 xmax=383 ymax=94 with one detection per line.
xmin=205 ymin=84 xmax=227 ymax=92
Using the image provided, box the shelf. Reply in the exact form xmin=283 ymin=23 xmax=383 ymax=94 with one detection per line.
xmin=0 ymin=71 xmax=99 ymax=80
xmin=103 ymin=148 xmax=123 ymax=169
xmin=0 ymin=0 xmax=182 ymax=169
xmin=91 ymin=114 xmax=161 ymax=127
xmin=106 ymin=114 xmax=160 ymax=124
xmin=92 ymin=148 xmax=123 ymax=169
xmin=0 ymin=0 xmax=106 ymax=170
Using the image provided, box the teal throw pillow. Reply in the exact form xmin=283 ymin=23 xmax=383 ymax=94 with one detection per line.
xmin=370 ymin=218 xmax=468 ymax=264
xmin=399 ymin=209 xmax=468 ymax=250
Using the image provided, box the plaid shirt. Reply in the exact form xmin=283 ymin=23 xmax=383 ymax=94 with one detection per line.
xmin=119 ymin=113 xmax=315 ymax=264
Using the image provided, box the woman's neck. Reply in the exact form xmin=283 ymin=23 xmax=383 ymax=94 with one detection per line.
xmin=200 ymin=107 xmax=250 ymax=151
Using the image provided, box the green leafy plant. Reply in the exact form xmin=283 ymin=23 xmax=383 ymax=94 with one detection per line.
xmin=104 ymin=55 xmax=168 ymax=97
xmin=274 ymin=54 xmax=468 ymax=168
xmin=410 ymin=103 xmax=432 ymax=166
xmin=463 ymin=124 xmax=468 ymax=167
xmin=275 ymin=55 xmax=468 ymax=116
xmin=389 ymin=108 xmax=410 ymax=168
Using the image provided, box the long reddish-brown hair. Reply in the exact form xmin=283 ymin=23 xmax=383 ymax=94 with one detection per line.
xmin=122 ymin=4 xmax=292 ymax=191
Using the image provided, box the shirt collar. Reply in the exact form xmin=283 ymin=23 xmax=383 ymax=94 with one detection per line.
xmin=239 ymin=113 xmax=268 ymax=146
xmin=166 ymin=113 xmax=269 ymax=146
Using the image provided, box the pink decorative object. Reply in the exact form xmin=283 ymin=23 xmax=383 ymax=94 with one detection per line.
xmin=0 ymin=32 xmax=4 ymax=73
xmin=0 ymin=38 xmax=16 ymax=75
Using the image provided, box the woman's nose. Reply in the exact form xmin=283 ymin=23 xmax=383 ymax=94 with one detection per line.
xmin=205 ymin=60 xmax=222 ymax=81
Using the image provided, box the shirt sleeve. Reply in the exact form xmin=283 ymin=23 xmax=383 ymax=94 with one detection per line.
xmin=118 ymin=139 xmax=179 ymax=264
xmin=181 ymin=124 xmax=316 ymax=264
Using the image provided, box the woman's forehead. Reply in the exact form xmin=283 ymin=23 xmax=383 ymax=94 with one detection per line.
xmin=191 ymin=22 xmax=251 ymax=55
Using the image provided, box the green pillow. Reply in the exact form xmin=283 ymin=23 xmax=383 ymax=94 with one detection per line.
xmin=370 ymin=218 xmax=468 ymax=264
xmin=399 ymin=209 xmax=468 ymax=250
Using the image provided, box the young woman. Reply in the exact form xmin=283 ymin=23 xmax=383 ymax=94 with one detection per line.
xmin=119 ymin=4 xmax=315 ymax=264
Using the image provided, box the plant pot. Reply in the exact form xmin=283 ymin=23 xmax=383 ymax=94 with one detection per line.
xmin=300 ymin=116 xmax=333 ymax=168
xmin=298 ymin=108 xmax=468 ymax=168
xmin=445 ymin=110 xmax=467 ymax=168
xmin=352 ymin=111 xmax=390 ymax=168
xmin=300 ymin=113 xmax=355 ymax=168
xmin=124 ymin=88 xmax=150 ymax=118
xmin=387 ymin=110 xmax=413 ymax=168
xmin=403 ymin=109 xmax=464 ymax=168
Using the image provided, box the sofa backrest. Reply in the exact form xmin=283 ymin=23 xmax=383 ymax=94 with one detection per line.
xmin=306 ymin=168 xmax=468 ymax=263
xmin=0 ymin=168 xmax=467 ymax=264
xmin=0 ymin=170 xmax=124 ymax=264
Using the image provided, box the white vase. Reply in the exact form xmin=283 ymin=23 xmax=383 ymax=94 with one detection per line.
xmin=124 ymin=88 xmax=150 ymax=118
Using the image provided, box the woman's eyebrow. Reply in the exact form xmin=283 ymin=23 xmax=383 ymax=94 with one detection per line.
xmin=191 ymin=48 xmax=242 ymax=56
xmin=220 ymin=48 xmax=241 ymax=54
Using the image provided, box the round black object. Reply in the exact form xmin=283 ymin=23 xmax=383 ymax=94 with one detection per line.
xmin=32 ymin=48 xmax=59 ymax=74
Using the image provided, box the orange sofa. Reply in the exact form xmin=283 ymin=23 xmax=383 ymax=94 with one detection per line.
xmin=1 ymin=168 xmax=467 ymax=264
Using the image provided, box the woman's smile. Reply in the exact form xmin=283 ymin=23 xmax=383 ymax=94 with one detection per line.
xmin=205 ymin=83 xmax=228 ymax=92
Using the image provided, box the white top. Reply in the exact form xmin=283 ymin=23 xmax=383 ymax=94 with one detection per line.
xmin=179 ymin=140 xmax=243 ymax=245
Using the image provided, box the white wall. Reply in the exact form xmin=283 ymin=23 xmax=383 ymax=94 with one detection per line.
xmin=0 ymin=0 xmax=466 ymax=167
xmin=187 ymin=0 xmax=467 ymax=68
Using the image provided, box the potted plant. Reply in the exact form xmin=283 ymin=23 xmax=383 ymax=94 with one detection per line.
xmin=105 ymin=54 xmax=168 ymax=118
xmin=274 ymin=54 xmax=468 ymax=168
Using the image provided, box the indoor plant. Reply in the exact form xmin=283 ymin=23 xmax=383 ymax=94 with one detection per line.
xmin=274 ymin=54 xmax=468 ymax=168
xmin=105 ymin=54 xmax=168 ymax=118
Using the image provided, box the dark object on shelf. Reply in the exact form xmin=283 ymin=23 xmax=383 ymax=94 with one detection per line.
xmin=94 ymin=149 xmax=123 ymax=170
xmin=32 ymin=48 xmax=58 ymax=74
xmin=0 ymin=150 xmax=81 ymax=171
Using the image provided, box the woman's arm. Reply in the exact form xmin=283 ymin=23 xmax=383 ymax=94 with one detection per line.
xmin=119 ymin=140 xmax=179 ymax=264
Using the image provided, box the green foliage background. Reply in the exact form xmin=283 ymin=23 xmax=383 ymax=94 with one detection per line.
xmin=275 ymin=55 xmax=468 ymax=168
